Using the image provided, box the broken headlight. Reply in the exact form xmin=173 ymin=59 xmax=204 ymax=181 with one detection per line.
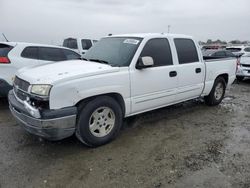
xmin=30 ymin=85 xmax=52 ymax=96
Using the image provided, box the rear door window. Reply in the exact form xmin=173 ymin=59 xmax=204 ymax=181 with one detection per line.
xmin=63 ymin=38 xmax=78 ymax=49
xmin=140 ymin=38 xmax=173 ymax=67
xmin=38 ymin=47 xmax=66 ymax=61
xmin=62 ymin=49 xmax=81 ymax=60
xmin=174 ymin=39 xmax=199 ymax=64
xmin=0 ymin=44 xmax=13 ymax=57
xmin=81 ymin=39 xmax=92 ymax=50
xmin=21 ymin=47 xmax=39 ymax=59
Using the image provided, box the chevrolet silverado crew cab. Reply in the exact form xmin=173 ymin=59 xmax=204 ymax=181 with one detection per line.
xmin=8 ymin=33 xmax=237 ymax=147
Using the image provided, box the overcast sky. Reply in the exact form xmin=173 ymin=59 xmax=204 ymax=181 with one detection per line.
xmin=0 ymin=0 xmax=249 ymax=44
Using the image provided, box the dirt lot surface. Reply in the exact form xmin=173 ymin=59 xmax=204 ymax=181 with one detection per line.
xmin=0 ymin=80 xmax=250 ymax=188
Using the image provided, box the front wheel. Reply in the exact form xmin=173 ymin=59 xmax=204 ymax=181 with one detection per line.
xmin=76 ymin=96 xmax=123 ymax=147
xmin=204 ymin=77 xmax=226 ymax=106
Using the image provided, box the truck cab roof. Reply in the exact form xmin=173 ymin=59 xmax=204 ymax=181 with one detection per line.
xmin=109 ymin=33 xmax=193 ymax=39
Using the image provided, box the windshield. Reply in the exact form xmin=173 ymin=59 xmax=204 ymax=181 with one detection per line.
xmin=83 ymin=37 xmax=142 ymax=67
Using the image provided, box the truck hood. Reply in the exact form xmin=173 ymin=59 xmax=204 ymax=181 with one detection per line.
xmin=17 ymin=60 xmax=120 ymax=84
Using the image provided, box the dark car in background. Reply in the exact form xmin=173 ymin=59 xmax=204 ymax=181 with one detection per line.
xmin=202 ymin=49 xmax=236 ymax=60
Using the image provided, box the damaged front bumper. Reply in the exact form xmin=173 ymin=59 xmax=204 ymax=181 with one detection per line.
xmin=8 ymin=90 xmax=77 ymax=140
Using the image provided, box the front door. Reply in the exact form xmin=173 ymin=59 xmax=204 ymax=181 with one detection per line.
xmin=130 ymin=38 xmax=178 ymax=114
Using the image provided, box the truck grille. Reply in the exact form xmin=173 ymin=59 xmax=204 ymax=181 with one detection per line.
xmin=14 ymin=76 xmax=30 ymax=92
xmin=14 ymin=87 xmax=28 ymax=101
xmin=242 ymin=64 xmax=250 ymax=68
xmin=13 ymin=77 xmax=30 ymax=101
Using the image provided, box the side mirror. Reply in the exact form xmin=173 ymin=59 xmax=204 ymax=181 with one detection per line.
xmin=136 ymin=56 xmax=154 ymax=69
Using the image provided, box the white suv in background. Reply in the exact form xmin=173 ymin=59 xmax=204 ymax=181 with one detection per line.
xmin=63 ymin=38 xmax=98 ymax=55
xmin=226 ymin=46 xmax=250 ymax=81
xmin=226 ymin=46 xmax=250 ymax=57
xmin=236 ymin=56 xmax=250 ymax=81
xmin=0 ymin=42 xmax=81 ymax=97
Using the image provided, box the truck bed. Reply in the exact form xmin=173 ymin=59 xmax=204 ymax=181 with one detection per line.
xmin=202 ymin=57 xmax=237 ymax=96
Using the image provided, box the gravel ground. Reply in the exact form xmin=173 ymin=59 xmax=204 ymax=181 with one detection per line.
xmin=0 ymin=79 xmax=250 ymax=188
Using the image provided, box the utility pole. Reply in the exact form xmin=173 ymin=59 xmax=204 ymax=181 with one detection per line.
xmin=168 ymin=25 xmax=171 ymax=33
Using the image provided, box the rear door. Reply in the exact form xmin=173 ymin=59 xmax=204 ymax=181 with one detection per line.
xmin=130 ymin=38 xmax=178 ymax=114
xmin=174 ymin=38 xmax=205 ymax=101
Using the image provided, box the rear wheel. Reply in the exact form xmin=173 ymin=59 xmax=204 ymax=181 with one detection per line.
xmin=204 ymin=77 xmax=226 ymax=106
xmin=236 ymin=76 xmax=244 ymax=81
xmin=76 ymin=96 xmax=123 ymax=147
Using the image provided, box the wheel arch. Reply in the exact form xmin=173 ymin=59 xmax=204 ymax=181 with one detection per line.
xmin=75 ymin=92 xmax=126 ymax=117
xmin=216 ymin=73 xmax=228 ymax=85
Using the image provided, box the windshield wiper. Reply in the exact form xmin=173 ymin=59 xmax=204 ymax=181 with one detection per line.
xmin=89 ymin=58 xmax=109 ymax=65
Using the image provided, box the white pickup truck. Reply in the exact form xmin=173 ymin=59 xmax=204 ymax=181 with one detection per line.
xmin=63 ymin=38 xmax=98 ymax=55
xmin=8 ymin=33 xmax=237 ymax=147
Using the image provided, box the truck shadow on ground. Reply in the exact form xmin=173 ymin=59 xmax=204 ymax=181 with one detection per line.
xmin=123 ymin=98 xmax=206 ymax=129
xmin=0 ymin=96 xmax=209 ymax=154
xmin=1 ymin=83 xmax=249 ymax=187
xmin=19 ymin=99 xmax=208 ymax=151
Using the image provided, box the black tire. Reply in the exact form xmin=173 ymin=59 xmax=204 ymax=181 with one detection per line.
xmin=204 ymin=77 xmax=226 ymax=106
xmin=236 ymin=76 xmax=244 ymax=81
xmin=76 ymin=96 xmax=123 ymax=147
